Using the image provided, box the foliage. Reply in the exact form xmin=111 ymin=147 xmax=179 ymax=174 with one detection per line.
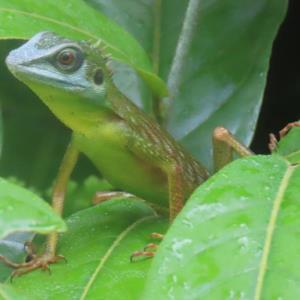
xmin=143 ymin=153 xmax=300 ymax=299
xmin=0 ymin=178 xmax=66 ymax=239
xmin=0 ymin=0 xmax=291 ymax=299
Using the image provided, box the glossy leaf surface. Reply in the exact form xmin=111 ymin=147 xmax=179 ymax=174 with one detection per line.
xmin=168 ymin=0 xmax=287 ymax=168
xmin=143 ymin=155 xmax=300 ymax=299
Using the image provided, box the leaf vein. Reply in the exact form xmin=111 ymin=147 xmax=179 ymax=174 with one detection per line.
xmin=0 ymin=8 xmax=97 ymax=39
xmin=79 ymin=215 xmax=156 ymax=300
xmin=254 ymin=163 xmax=295 ymax=300
xmin=0 ymin=7 xmax=129 ymax=63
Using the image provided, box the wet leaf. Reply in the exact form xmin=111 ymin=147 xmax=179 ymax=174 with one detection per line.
xmin=143 ymin=155 xmax=300 ymax=299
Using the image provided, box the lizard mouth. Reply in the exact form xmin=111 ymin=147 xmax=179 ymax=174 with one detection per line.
xmin=6 ymin=60 xmax=86 ymax=90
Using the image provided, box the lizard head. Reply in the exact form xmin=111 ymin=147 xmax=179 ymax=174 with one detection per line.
xmin=6 ymin=31 xmax=112 ymax=99
xmin=6 ymin=31 xmax=117 ymax=129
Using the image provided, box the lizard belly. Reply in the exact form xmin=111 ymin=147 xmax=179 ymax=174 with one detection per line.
xmin=73 ymin=127 xmax=169 ymax=206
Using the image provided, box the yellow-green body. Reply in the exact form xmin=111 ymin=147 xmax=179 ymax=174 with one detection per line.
xmin=73 ymin=126 xmax=169 ymax=206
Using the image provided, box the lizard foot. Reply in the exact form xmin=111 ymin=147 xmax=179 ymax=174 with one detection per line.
xmin=269 ymin=121 xmax=300 ymax=152
xmin=0 ymin=242 xmax=65 ymax=280
xmin=130 ymin=232 xmax=164 ymax=262
xmin=278 ymin=121 xmax=300 ymax=138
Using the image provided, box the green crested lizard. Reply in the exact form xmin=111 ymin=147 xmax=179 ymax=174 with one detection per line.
xmin=1 ymin=32 xmax=251 ymax=276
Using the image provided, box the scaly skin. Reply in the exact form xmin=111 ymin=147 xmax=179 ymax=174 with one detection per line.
xmin=2 ymin=32 xmax=213 ymax=276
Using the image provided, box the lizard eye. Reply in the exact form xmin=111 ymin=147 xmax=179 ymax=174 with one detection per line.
xmin=55 ymin=47 xmax=83 ymax=72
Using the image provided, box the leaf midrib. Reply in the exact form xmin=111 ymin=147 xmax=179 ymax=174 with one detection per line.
xmin=79 ymin=215 xmax=156 ymax=300
xmin=0 ymin=8 xmax=97 ymax=39
xmin=254 ymin=163 xmax=295 ymax=300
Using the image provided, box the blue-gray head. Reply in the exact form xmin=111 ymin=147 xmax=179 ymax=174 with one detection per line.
xmin=6 ymin=32 xmax=113 ymax=101
xmin=6 ymin=32 xmax=116 ymax=131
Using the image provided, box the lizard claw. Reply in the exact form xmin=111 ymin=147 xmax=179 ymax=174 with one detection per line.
xmin=278 ymin=121 xmax=300 ymax=138
xmin=269 ymin=121 xmax=300 ymax=152
xmin=130 ymin=232 xmax=164 ymax=262
xmin=143 ymin=243 xmax=158 ymax=251
xmin=0 ymin=249 xmax=66 ymax=281
xmin=9 ymin=254 xmax=66 ymax=281
xmin=130 ymin=250 xmax=155 ymax=262
xmin=150 ymin=232 xmax=164 ymax=240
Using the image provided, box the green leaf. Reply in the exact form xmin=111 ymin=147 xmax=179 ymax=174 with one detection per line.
xmin=0 ymin=178 xmax=66 ymax=239
xmin=143 ymin=155 xmax=300 ymax=299
xmin=273 ymin=122 xmax=300 ymax=163
xmin=86 ymin=0 xmax=155 ymax=55
xmin=10 ymin=199 xmax=168 ymax=300
xmin=166 ymin=0 xmax=288 ymax=169
xmin=0 ymin=0 xmax=167 ymax=98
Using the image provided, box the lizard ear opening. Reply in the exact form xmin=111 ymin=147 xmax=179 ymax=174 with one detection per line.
xmin=94 ymin=69 xmax=103 ymax=85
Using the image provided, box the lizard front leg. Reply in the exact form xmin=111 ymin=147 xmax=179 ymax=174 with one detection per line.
xmin=0 ymin=137 xmax=79 ymax=278
xmin=45 ymin=138 xmax=79 ymax=258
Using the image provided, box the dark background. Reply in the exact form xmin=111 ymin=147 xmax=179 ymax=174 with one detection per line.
xmin=252 ymin=0 xmax=300 ymax=153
